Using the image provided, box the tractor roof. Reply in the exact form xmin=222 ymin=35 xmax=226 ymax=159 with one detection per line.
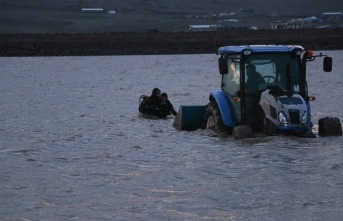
xmin=218 ymin=45 xmax=304 ymax=55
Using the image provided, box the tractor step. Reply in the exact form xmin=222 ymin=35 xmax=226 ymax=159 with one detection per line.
xmin=282 ymin=131 xmax=317 ymax=138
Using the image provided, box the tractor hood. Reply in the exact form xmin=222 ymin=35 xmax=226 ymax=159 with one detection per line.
xmin=259 ymin=89 xmax=309 ymax=131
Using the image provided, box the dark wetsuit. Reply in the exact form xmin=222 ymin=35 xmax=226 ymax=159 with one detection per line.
xmin=160 ymin=92 xmax=177 ymax=116
xmin=139 ymin=88 xmax=168 ymax=118
xmin=163 ymin=99 xmax=177 ymax=116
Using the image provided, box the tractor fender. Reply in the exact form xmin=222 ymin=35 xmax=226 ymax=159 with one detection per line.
xmin=209 ymin=89 xmax=234 ymax=127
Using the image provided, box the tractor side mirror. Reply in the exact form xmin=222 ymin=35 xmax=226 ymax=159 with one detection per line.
xmin=323 ymin=57 xmax=332 ymax=72
xmin=218 ymin=57 xmax=228 ymax=75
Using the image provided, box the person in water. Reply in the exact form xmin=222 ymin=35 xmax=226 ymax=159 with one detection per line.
xmin=139 ymin=88 xmax=169 ymax=118
xmin=161 ymin=92 xmax=177 ymax=116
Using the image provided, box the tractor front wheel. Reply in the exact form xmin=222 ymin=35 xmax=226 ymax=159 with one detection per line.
xmin=263 ymin=117 xmax=278 ymax=136
xmin=205 ymin=101 xmax=232 ymax=134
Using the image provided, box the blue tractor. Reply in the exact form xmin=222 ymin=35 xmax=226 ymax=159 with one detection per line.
xmin=174 ymin=45 xmax=333 ymax=137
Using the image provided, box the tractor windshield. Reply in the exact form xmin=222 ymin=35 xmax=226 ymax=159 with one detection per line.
xmin=244 ymin=53 xmax=301 ymax=93
xmin=241 ymin=53 xmax=301 ymax=124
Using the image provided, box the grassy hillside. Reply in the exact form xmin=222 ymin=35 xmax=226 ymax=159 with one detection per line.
xmin=1 ymin=0 xmax=343 ymax=33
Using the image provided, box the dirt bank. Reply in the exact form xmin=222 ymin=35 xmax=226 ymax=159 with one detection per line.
xmin=1 ymin=29 xmax=343 ymax=56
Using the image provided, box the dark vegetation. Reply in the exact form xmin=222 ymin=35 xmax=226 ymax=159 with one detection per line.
xmin=1 ymin=29 xmax=343 ymax=56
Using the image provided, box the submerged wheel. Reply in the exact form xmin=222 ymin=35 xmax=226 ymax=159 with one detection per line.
xmin=263 ymin=117 xmax=278 ymax=136
xmin=205 ymin=101 xmax=232 ymax=134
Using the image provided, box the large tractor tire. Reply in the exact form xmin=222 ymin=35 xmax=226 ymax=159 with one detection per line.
xmin=205 ymin=101 xmax=232 ymax=134
xmin=318 ymin=117 xmax=342 ymax=136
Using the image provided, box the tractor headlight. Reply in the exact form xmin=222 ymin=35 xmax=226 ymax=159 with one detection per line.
xmin=301 ymin=111 xmax=307 ymax=124
xmin=279 ymin=111 xmax=288 ymax=125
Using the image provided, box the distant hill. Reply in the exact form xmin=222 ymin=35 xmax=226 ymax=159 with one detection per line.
xmin=1 ymin=0 xmax=342 ymax=15
xmin=1 ymin=0 xmax=342 ymax=33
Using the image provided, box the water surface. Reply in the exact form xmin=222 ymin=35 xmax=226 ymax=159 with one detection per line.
xmin=1 ymin=52 xmax=343 ymax=221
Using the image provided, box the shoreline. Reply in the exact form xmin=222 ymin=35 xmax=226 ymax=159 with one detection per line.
xmin=1 ymin=29 xmax=343 ymax=56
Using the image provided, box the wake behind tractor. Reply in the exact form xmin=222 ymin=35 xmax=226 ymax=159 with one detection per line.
xmin=173 ymin=45 xmax=334 ymax=137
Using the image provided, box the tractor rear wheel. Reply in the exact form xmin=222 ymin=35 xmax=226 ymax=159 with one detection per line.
xmin=205 ymin=101 xmax=232 ymax=134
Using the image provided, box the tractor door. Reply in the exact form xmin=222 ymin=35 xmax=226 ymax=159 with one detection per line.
xmin=221 ymin=55 xmax=241 ymax=122
xmin=242 ymin=55 xmax=279 ymax=128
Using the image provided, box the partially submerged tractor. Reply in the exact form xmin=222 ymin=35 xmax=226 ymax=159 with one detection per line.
xmin=173 ymin=45 xmax=333 ymax=137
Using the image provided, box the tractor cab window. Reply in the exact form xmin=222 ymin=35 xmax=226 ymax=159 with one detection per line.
xmin=222 ymin=55 xmax=241 ymax=121
xmin=245 ymin=58 xmax=280 ymax=92
xmin=243 ymin=53 xmax=301 ymax=123
xmin=244 ymin=53 xmax=301 ymax=92
xmin=223 ymin=57 xmax=240 ymax=96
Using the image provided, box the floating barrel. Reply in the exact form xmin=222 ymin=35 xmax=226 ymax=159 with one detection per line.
xmin=173 ymin=105 xmax=207 ymax=131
